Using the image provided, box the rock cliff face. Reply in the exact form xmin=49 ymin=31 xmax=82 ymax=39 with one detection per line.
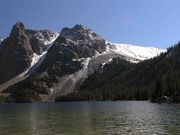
xmin=0 ymin=22 xmax=33 ymax=83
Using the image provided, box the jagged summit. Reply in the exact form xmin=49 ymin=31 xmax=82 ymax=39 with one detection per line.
xmin=60 ymin=24 xmax=103 ymax=42
xmin=10 ymin=22 xmax=25 ymax=38
xmin=4 ymin=22 xmax=33 ymax=59
xmin=0 ymin=22 xmax=33 ymax=83
xmin=61 ymin=24 xmax=89 ymax=34
xmin=12 ymin=22 xmax=25 ymax=29
xmin=73 ymin=24 xmax=88 ymax=30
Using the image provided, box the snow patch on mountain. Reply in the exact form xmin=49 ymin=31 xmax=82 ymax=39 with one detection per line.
xmin=88 ymin=31 xmax=103 ymax=41
xmin=43 ymin=33 xmax=59 ymax=46
xmin=31 ymin=53 xmax=40 ymax=67
xmin=0 ymin=39 xmax=3 ymax=49
xmin=102 ymin=58 xmax=113 ymax=66
xmin=106 ymin=41 xmax=166 ymax=62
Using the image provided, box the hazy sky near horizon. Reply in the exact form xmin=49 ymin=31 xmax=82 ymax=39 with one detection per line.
xmin=1 ymin=0 xmax=180 ymax=49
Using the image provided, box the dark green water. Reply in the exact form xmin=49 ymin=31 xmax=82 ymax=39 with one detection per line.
xmin=0 ymin=101 xmax=180 ymax=135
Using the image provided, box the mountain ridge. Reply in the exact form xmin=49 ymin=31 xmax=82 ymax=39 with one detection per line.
xmin=0 ymin=22 xmax=166 ymax=102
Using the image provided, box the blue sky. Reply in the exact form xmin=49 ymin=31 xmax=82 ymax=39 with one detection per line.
xmin=0 ymin=0 xmax=180 ymax=49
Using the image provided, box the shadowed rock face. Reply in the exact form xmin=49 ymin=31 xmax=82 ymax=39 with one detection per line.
xmin=28 ymin=35 xmax=44 ymax=55
xmin=0 ymin=22 xmax=33 ymax=83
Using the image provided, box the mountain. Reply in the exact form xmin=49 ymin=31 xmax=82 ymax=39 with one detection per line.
xmin=0 ymin=22 xmax=164 ymax=102
xmin=59 ymin=43 xmax=180 ymax=102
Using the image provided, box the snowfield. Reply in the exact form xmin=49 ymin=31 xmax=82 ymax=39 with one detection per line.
xmin=106 ymin=41 xmax=166 ymax=62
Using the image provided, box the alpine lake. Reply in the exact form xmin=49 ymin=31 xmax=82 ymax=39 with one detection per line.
xmin=0 ymin=101 xmax=180 ymax=135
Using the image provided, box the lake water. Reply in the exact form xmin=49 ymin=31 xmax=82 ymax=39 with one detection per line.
xmin=0 ymin=101 xmax=180 ymax=135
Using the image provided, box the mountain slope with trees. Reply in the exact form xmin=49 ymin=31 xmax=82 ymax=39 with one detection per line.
xmin=56 ymin=43 xmax=180 ymax=103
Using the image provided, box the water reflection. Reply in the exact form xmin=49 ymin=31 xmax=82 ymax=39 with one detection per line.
xmin=0 ymin=101 xmax=180 ymax=135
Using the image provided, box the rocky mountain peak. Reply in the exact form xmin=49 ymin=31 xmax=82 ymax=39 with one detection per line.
xmin=60 ymin=25 xmax=87 ymax=35
xmin=36 ymin=24 xmax=107 ymax=80
xmin=8 ymin=22 xmax=33 ymax=57
xmin=13 ymin=22 xmax=25 ymax=30
xmin=10 ymin=22 xmax=26 ymax=39
xmin=60 ymin=24 xmax=104 ymax=43
xmin=0 ymin=22 xmax=33 ymax=83
xmin=73 ymin=24 xmax=88 ymax=31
